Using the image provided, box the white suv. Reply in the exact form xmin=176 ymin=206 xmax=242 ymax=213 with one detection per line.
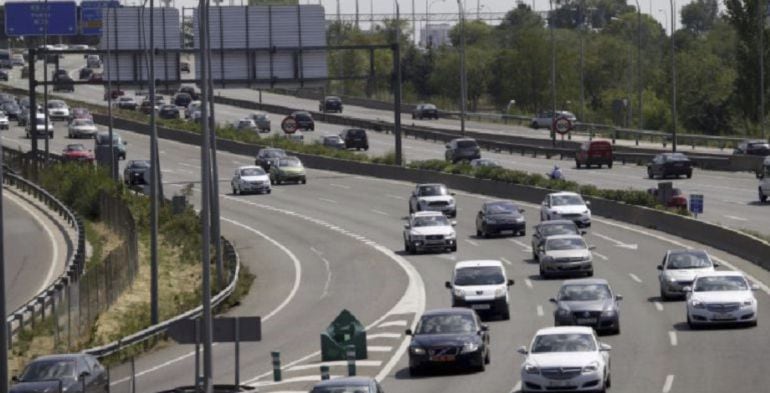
xmin=540 ymin=192 xmax=592 ymax=228
xmin=403 ymin=211 xmax=457 ymax=254
xmin=408 ymin=183 xmax=457 ymax=217
xmin=445 ymin=260 xmax=514 ymax=320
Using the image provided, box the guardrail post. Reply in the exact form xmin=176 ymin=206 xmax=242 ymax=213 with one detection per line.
xmin=271 ymin=351 xmax=282 ymax=382
xmin=7 ymin=320 xmax=12 ymax=349
xmin=13 ymin=313 xmax=23 ymax=338
xmin=320 ymin=365 xmax=330 ymax=380
xmin=346 ymin=345 xmax=356 ymax=376
xmin=37 ymin=296 xmax=46 ymax=320
xmin=27 ymin=304 xmax=36 ymax=329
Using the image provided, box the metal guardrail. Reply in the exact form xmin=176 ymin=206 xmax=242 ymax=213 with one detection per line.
xmin=84 ymin=238 xmax=240 ymax=358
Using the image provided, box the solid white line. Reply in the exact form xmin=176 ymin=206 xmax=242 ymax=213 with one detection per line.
xmin=500 ymin=257 xmax=513 ymax=266
xmin=536 ymin=305 xmax=544 ymax=317
xmin=723 ymin=215 xmax=748 ymax=222
xmin=368 ymin=346 xmax=393 ymax=352
xmin=367 ymin=333 xmax=401 ymax=340
xmin=464 ymin=239 xmax=479 ymax=247
xmin=371 ymin=209 xmax=389 ymax=216
xmin=524 ymin=279 xmax=533 ymax=289
xmin=654 ymin=301 xmax=664 ymax=311
xmin=510 ymin=381 xmax=521 ymax=393
xmin=320 ymin=257 xmax=332 ymax=299
xmin=287 ymin=360 xmax=382 ymax=372
xmin=377 ymin=320 xmax=408 ymax=328
xmin=387 ymin=194 xmax=405 ymax=200
xmin=318 ymin=197 xmax=337 ymax=204
xmin=329 ymin=183 xmax=350 ymax=189
xmin=509 ymin=238 xmax=530 ymax=250
xmin=662 ymin=374 xmax=675 ymax=393
xmin=309 ymin=247 xmax=323 ymax=256
xmin=629 ymin=273 xmax=643 ymax=283
xmin=669 ymin=331 xmax=678 ymax=347
xmin=593 ymin=252 xmax=609 ymax=261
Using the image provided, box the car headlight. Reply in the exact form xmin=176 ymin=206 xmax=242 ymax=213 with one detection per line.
xmin=666 ymin=276 xmax=678 ymax=283
xmin=524 ymin=363 xmax=540 ymax=374
xmin=691 ymin=299 xmax=705 ymax=309
xmin=448 ymin=199 xmax=456 ymax=206
xmin=410 ymin=346 xmax=425 ymax=355
xmin=515 ymin=217 xmax=525 ymax=222
xmin=494 ymin=287 xmax=506 ymax=297
xmin=556 ymin=307 xmax=571 ymax=316
xmin=453 ymin=288 xmax=464 ymax=298
xmin=601 ymin=308 xmax=616 ymax=317
xmin=445 ymin=232 xmax=456 ymax=239
xmin=582 ymin=361 xmax=600 ymax=374
xmin=485 ymin=217 xmax=498 ymax=224
xmin=461 ymin=342 xmax=480 ymax=353
xmin=583 ymin=210 xmax=590 ymax=215
xmin=742 ymin=299 xmax=755 ymax=307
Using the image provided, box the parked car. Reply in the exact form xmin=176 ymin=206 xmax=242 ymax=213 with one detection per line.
xmin=322 ymin=135 xmax=346 ymax=149
xmin=550 ymin=278 xmax=622 ymax=334
xmin=309 ymin=377 xmax=383 ymax=393
xmin=657 ymin=249 xmax=717 ymax=300
xmin=647 ymin=186 xmax=688 ymax=209
xmin=52 ymin=69 xmax=68 ymax=81
xmin=173 ymin=92 xmax=192 ymax=108
xmin=123 ymin=160 xmax=151 ymax=186
xmin=686 ymin=271 xmax=759 ymax=328
xmin=178 ymin=86 xmax=199 ymax=100
xmin=647 ymin=152 xmax=693 ymax=179
xmin=185 ymin=101 xmax=202 ymax=119
xmin=290 ymin=111 xmax=315 ymax=131
xmin=537 ymin=234 xmax=595 ymax=278
xmin=249 ymin=112 xmax=271 ymax=132
xmin=406 ymin=308 xmax=490 ymax=375
xmin=517 ymin=326 xmax=612 ymax=392
xmin=339 ymin=128 xmax=368 ymax=150
xmin=734 ymin=139 xmax=770 ymax=156
xmin=47 ymin=100 xmax=71 ymax=121
xmin=575 ymin=140 xmax=613 ymax=168
xmin=255 ymin=148 xmax=286 ymax=171
xmin=412 ymin=103 xmax=439 ymax=120
xmin=95 ymin=131 xmax=127 ymax=160
xmin=1 ymin=101 xmax=22 ymax=120
xmin=10 ymin=354 xmax=110 ymax=393
xmin=0 ymin=110 xmax=9 ymax=130
xmin=530 ymin=110 xmax=577 ymax=129
xmin=403 ymin=211 xmax=457 ymax=254
xmin=139 ymin=99 xmax=156 ymax=114
xmin=67 ymin=119 xmax=99 ymax=139
xmin=319 ymin=96 xmax=343 ymax=113
xmin=104 ymin=89 xmax=124 ymax=101
xmin=269 ymin=156 xmax=306 ymax=185
xmin=409 ymin=183 xmax=457 ymax=217
xmin=78 ymin=67 xmax=94 ymax=80
xmin=446 ymin=259 xmax=514 ymax=319
xmin=158 ymin=104 xmax=180 ymax=119
xmin=115 ymin=96 xmax=138 ymax=110
xmin=445 ymin=137 xmax=481 ymax=163
xmin=531 ymin=220 xmax=584 ymax=261
xmin=540 ymin=192 xmax=592 ymax=228
xmin=475 ymin=200 xmax=526 ymax=238
xmin=61 ymin=144 xmax=94 ymax=163
xmin=231 ymin=165 xmax=271 ymax=195
xmin=470 ymin=158 xmax=501 ymax=168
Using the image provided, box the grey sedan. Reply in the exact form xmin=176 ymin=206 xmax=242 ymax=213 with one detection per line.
xmin=11 ymin=354 xmax=109 ymax=393
xmin=550 ymin=278 xmax=622 ymax=335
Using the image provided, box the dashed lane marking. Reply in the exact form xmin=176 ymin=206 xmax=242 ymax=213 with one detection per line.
xmin=287 ymin=360 xmax=382 ymax=372
xmin=500 ymin=257 xmax=513 ymax=266
xmin=536 ymin=305 xmax=544 ymax=317
xmin=464 ymin=239 xmax=479 ymax=247
xmin=368 ymin=346 xmax=393 ymax=352
xmin=329 ymin=183 xmax=350 ymax=189
xmin=662 ymin=375 xmax=675 ymax=393
xmin=367 ymin=333 xmax=401 ymax=340
xmin=654 ymin=301 xmax=664 ymax=311
xmin=669 ymin=331 xmax=678 ymax=347
xmin=377 ymin=320 xmax=408 ymax=328
xmin=593 ymin=252 xmax=609 ymax=261
xmin=629 ymin=273 xmax=642 ymax=283
xmin=524 ymin=279 xmax=533 ymax=289
xmin=318 ymin=198 xmax=337 ymax=204
xmin=371 ymin=209 xmax=389 ymax=216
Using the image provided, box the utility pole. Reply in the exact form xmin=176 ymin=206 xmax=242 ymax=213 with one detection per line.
xmin=0 ymin=123 xmax=7 ymax=393
xmin=670 ymin=0 xmax=677 ymax=152
xmin=106 ymin=7 xmax=117 ymax=182
xmin=394 ymin=0 xmax=403 ymax=165
xmin=636 ymin=0 xmax=643 ymax=129
xmin=149 ymin=0 xmax=160 ymax=327
xmin=760 ymin=0 xmax=766 ymax=140
xmin=549 ymin=0 xmax=556 ymax=146
xmin=206 ymin=1 xmax=222 ymax=290
xmin=457 ymin=0 xmax=467 ymax=136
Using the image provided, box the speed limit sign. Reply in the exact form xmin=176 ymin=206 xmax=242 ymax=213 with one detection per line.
xmin=553 ymin=116 xmax=572 ymax=135
xmin=281 ymin=116 xmax=298 ymax=134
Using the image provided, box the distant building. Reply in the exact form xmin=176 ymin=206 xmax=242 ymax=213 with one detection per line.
xmin=420 ymin=23 xmax=452 ymax=47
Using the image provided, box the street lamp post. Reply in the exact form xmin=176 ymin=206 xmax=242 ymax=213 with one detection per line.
xmin=394 ymin=0 xmax=403 ymax=165
xmin=457 ymin=0 xmax=467 ymax=135
xmin=759 ymin=1 xmax=766 ymax=140
xmin=670 ymin=0 xmax=677 ymax=152
xmin=549 ymin=0 xmax=556 ymax=146
xmin=635 ymin=0 xmax=642 ymax=130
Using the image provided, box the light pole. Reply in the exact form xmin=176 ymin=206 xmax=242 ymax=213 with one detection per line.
xmin=549 ymin=0 xmax=556 ymax=146
xmin=457 ymin=0 xmax=467 ymax=135
xmin=670 ymin=0 xmax=677 ymax=152
xmin=635 ymin=0 xmax=642 ymax=130
xmin=394 ymin=0 xmax=403 ymax=165
xmin=759 ymin=0 xmax=766 ymax=140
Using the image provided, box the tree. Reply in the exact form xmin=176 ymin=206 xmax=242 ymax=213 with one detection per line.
xmin=725 ymin=0 xmax=766 ymax=124
xmin=681 ymin=0 xmax=719 ymax=34
xmin=448 ymin=20 xmax=494 ymax=48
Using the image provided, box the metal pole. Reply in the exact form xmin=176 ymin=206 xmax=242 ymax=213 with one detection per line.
xmin=0 ymin=108 xmax=8 ymax=393
xmin=234 ymin=318 xmax=240 ymax=389
xmin=28 ymin=49 xmax=37 ymax=156
xmin=394 ymin=1 xmax=403 ymax=166
xmin=43 ymin=0 xmax=50 ymax=160
xmin=549 ymin=0 xmax=556 ymax=147
xmin=412 ymin=0 xmax=416 ymax=45
xmin=198 ymin=0 xmax=214 ymax=391
xmin=206 ymin=1 xmax=223 ymax=291
xmin=636 ymin=0 xmax=643 ymax=129
xmin=106 ymin=7 xmax=117 ymax=182
xmin=670 ymin=0 xmax=677 ymax=152
xmin=760 ymin=0 xmax=766 ymax=140
xmin=457 ymin=0 xmax=467 ymax=135
xmin=579 ymin=23 xmax=585 ymax=123
xmin=149 ymin=0 xmax=160 ymax=327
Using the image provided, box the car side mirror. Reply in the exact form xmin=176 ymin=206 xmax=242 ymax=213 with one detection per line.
xmin=682 ymin=286 xmax=692 ymax=293
xmin=588 ymin=245 xmax=597 ymax=250
xmin=615 ymin=294 xmax=623 ymax=301
xmin=445 ymin=281 xmax=452 ymax=289
xmin=405 ymin=329 xmax=413 ymax=336
xmin=11 ymin=376 xmax=18 ymax=383
xmin=549 ymin=297 xmax=557 ymax=304
xmin=404 ymin=223 xmax=410 ymax=229
xmin=79 ymin=371 xmax=90 ymax=379
xmin=657 ymin=265 xmax=663 ymax=271
xmin=713 ymin=263 xmax=719 ymax=268
xmin=451 ymin=220 xmax=457 ymax=226
xmin=751 ymin=284 xmax=761 ymax=291
xmin=757 ymin=172 xmax=764 ymax=179
xmin=507 ymin=279 xmax=514 ymax=286
xmin=445 ymin=144 xmax=451 ymax=149
xmin=123 ymin=141 xmax=128 ymax=145
xmin=516 ymin=346 xmax=528 ymax=355
xmin=480 ymin=324 xmax=489 ymax=332
xmin=519 ymin=209 xmax=525 ymax=213
xmin=599 ymin=343 xmax=612 ymax=352
xmin=450 ymin=192 xmax=456 ymax=196
xmin=580 ymin=230 xmax=587 ymax=235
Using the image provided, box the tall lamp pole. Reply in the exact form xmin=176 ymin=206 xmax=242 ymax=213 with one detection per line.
xmin=457 ymin=0 xmax=467 ymax=136
xmin=549 ymin=0 xmax=556 ymax=146
xmin=760 ymin=0 xmax=766 ymax=140
xmin=635 ymin=0 xmax=643 ymax=129
xmin=394 ymin=0 xmax=403 ymax=165
xmin=670 ymin=0 xmax=677 ymax=151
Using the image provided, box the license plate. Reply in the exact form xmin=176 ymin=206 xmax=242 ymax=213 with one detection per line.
xmin=471 ymin=304 xmax=491 ymax=310
xmin=548 ymin=381 xmax=571 ymax=388
xmin=430 ymin=355 xmax=455 ymax=362
xmin=576 ymin=318 xmax=597 ymax=324
xmin=713 ymin=313 xmax=733 ymax=320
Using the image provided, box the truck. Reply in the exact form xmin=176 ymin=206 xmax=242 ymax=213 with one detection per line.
xmin=759 ymin=156 xmax=770 ymax=203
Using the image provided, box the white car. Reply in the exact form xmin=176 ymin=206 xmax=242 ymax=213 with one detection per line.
xmin=540 ymin=192 xmax=592 ymax=228
xmin=230 ymin=165 xmax=271 ymax=195
xmin=537 ymin=234 xmax=595 ymax=278
xmin=686 ymin=271 xmax=759 ymax=328
xmin=758 ymin=156 xmax=770 ymax=203
xmin=403 ymin=211 xmax=457 ymax=254
xmin=185 ymin=100 xmax=202 ymax=119
xmin=657 ymin=249 xmax=717 ymax=300
xmin=408 ymin=183 xmax=457 ymax=217
xmin=47 ymin=100 xmax=71 ymax=121
xmin=25 ymin=113 xmax=54 ymax=138
xmin=518 ymin=326 xmax=611 ymax=393
xmin=445 ymin=260 xmax=514 ymax=319
xmin=0 ymin=110 xmax=8 ymax=130
xmin=67 ymin=119 xmax=99 ymax=138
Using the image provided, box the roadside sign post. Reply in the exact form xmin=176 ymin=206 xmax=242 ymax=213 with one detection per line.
xmin=281 ymin=116 xmax=299 ymax=134
xmin=690 ymin=194 xmax=704 ymax=218
xmin=553 ymin=116 xmax=572 ymax=146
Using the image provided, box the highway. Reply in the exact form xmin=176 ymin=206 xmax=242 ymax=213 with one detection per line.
xmin=1 ymin=75 xmax=769 ymax=393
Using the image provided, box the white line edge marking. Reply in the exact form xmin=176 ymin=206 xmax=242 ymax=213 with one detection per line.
xmin=536 ymin=305 xmax=544 ymax=317
xmin=524 ymin=279 xmax=533 ymax=289
xmin=464 ymin=239 xmax=479 ymax=247
xmin=318 ymin=197 xmax=337 ymax=204
xmin=663 ymin=374 xmax=675 ymax=393
xmin=371 ymin=209 xmax=389 ymax=216
xmin=320 ymin=257 xmax=332 ymax=299
xmin=668 ymin=331 xmax=678 ymax=347
xmin=593 ymin=251 xmax=609 ymax=261
xmin=629 ymin=273 xmax=643 ymax=283
xmin=510 ymin=381 xmax=521 ymax=393
xmin=500 ymin=257 xmax=513 ymax=266
xmin=329 ymin=183 xmax=350 ymax=189
xmin=654 ymin=301 xmax=664 ymax=311
xmin=309 ymin=247 xmax=322 ymax=256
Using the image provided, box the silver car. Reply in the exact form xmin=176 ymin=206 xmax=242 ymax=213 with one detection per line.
xmin=530 ymin=110 xmax=577 ymax=129
xmin=538 ymin=234 xmax=595 ymax=278
xmin=657 ymin=249 xmax=716 ymax=300
xmin=550 ymin=278 xmax=622 ymax=335
xmin=250 ymin=112 xmax=271 ymax=132
xmin=67 ymin=118 xmax=99 ymax=138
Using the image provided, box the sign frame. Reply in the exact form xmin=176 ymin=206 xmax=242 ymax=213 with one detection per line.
xmin=80 ymin=0 xmax=120 ymax=36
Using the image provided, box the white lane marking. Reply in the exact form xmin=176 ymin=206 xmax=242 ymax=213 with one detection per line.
xmin=524 ymin=279 xmax=533 ymax=289
xmin=536 ymin=305 xmax=544 ymax=317
xmin=368 ymin=346 xmax=393 ymax=352
xmin=654 ymin=301 xmax=664 ymax=311
xmin=252 ymin=375 xmax=342 ymax=387
xmin=464 ymin=239 xmax=479 ymax=247
xmin=329 ymin=183 xmax=350 ymax=189
xmin=500 ymin=257 xmax=513 ymax=266
xmin=629 ymin=273 xmax=643 ymax=283
xmin=377 ymin=320 xmax=408 ymax=328
xmin=669 ymin=331 xmax=678 ymax=347
xmin=177 ymin=169 xmax=194 ymax=175
xmin=387 ymin=194 xmax=405 ymax=200
xmin=310 ymin=247 xmax=323 ymax=256
xmin=320 ymin=257 xmax=332 ymax=299
xmin=318 ymin=197 xmax=337 ymax=204
xmin=371 ymin=209 xmax=389 ymax=216
xmin=593 ymin=252 xmax=609 ymax=261
xmin=160 ymin=169 xmax=175 ymax=174
xmin=510 ymin=381 xmax=521 ymax=393
xmin=5 ymin=191 xmax=60 ymax=297
xmin=662 ymin=374 xmax=675 ymax=393
xmin=509 ymin=238 xmax=530 ymax=250
xmin=367 ymin=333 xmax=401 ymax=340
xmin=593 ymin=232 xmax=638 ymax=250
xmin=179 ymin=162 xmax=200 ymax=169
xmin=287 ymin=360 xmax=382 ymax=372
xmin=723 ymin=215 xmax=748 ymax=222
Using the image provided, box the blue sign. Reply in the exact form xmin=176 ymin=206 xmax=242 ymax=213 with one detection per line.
xmin=4 ymin=1 xmax=78 ymax=36
xmin=80 ymin=1 xmax=120 ymax=36
xmin=689 ymin=194 xmax=704 ymax=215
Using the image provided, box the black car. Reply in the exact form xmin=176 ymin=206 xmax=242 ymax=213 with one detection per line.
xmin=158 ymin=104 xmax=180 ymax=119
xmin=550 ymin=278 xmax=622 ymax=335
xmin=1 ymin=102 xmax=22 ymax=120
xmin=291 ymin=111 xmax=315 ymax=131
xmin=647 ymin=152 xmax=693 ymax=179
xmin=254 ymin=148 xmax=287 ymax=171
xmin=412 ymin=103 xmax=439 ymax=120
xmin=178 ymin=86 xmax=199 ymax=100
xmin=734 ymin=139 xmax=770 ymax=156
xmin=173 ymin=92 xmax=192 ymax=108
xmin=53 ymin=74 xmax=75 ymax=92
xmin=445 ymin=137 xmax=481 ymax=163
xmin=0 ymin=70 xmax=8 ymax=81
xmin=52 ymin=69 xmax=68 ymax=82
xmin=406 ymin=308 xmax=490 ymax=375
xmin=310 ymin=377 xmax=384 ymax=393
xmin=322 ymin=135 xmax=346 ymax=149
xmin=139 ymin=100 xmax=155 ymax=114
xmin=531 ymin=220 xmax=584 ymax=261
xmin=79 ymin=67 xmax=94 ymax=80
xmin=123 ymin=160 xmax=151 ymax=186
xmin=339 ymin=128 xmax=368 ymax=150
xmin=319 ymin=96 xmax=343 ymax=113
xmin=475 ymin=200 xmax=526 ymax=238
xmin=10 ymin=354 xmax=110 ymax=393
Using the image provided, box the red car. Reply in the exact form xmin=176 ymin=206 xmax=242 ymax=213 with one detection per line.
xmin=62 ymin=144 xmax=94 ymax=163
xmin=104 ymin=89 xmax=124 ymax=101
xmin=575 ymin=140 xmax=613 ymax=169
xmin=70 ymin=107 xmax=93 ymax=122
xmin=88 ymin=72 xmax=103 ymax=82
xmin=647 ymin=187 xmax=687 ymax=209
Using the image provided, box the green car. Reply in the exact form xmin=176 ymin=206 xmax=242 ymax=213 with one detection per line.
xmin=270 ymin=156 xmax=307 ymax=185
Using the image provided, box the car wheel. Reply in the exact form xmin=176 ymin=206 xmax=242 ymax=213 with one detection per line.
xmin=608 ymin=162 xmax=613 ymax=169
xmin=539 ymin=265 xmax=547 ymax=278
xmin=485 ymin=348 xmax=491 ymax=364
xmin=266 ymin=189 xmax=271 ymax=194
xmin=482 ymin=226 xmax=490 ymax=239
xmin=687 ymin=314 xmax=697 ymax=329
xmin=531 ymin=122 xmax=539 ymax=129
xmin=476 ymin=228 xmax=481 ymax=237
xmin=647 ymin=168 xmax=654 ymax=179
xmin=301 ymin=178 xmax=307 ymax=184
xmin=476 ymin=354 xmax=486 ymax=372
xmin=686 ymin=171 xmax=692 ymax=179
xmin=409 ymin=204 xmax=414 ymax=214
xmin=408 ymin=365 xmax=420 ymax=377
xmin=760 ymin=188 xmax=768 ymax=203
xmin=747 ymin=320 xmax=758 ymax=327
xmin=576 ymin=161 xmax=581 ymax=169
xmin=612 ymin=326 xmax=621 ymax=335
xmin=451 ymin=245 xmax=457 ymax=252
xmin=586 ymin=269 xmax=594 ymax=277
xmin=501 ymin=308 xmax=510 ymax=321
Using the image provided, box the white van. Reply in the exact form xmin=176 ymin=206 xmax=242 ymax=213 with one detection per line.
xmin=759 ymin=156 xmax=770 ymax=203
xmin=445 ymin=260 xmax=514 ymax=320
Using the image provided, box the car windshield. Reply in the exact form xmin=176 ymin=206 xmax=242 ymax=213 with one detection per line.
xmin=422 ymin=104 xmax=436 ymax=110
xmin=665 ymin=251 xmax=712 ymax=269
xmin=551 ymin=195 xmax=584 ymax=206
xmin=260 ymin=149 xmax=285 ymax=158
xmin=415 ymin=313 xmax=476 ymax=335
xmin=66 ymin=144 xmax=86 ymax=151
xmin=311 ymin=386 xmax=370 ymax=393
xmin=20 ymin=360 xmax=77 ymax=381
xmin=665 ymin=153 xmax=688 ymax=161
xmin=48 ymin=101 xmax=65 ymax=108
xmin=417 ymin=185 xmax=448 ymax=196
xmin=73 ymin=120 xmax=94 ymax=126
xmin=456 ymin=140 xmax=478 ymax=148
xmin=3 ymin=103 xmax=19 ymax=110
xmin=130 ymin=161 xmax=150 ymax=168
xmin=454 ymin=266 xmax=505 ymax=286
xmin=240 ymin=168 xmax=265 ymax=176
xmin=693 ymin=276 xmax=748 ymax=292
xmin=412 ymin=215 xmax=449 ymax=227
xmin=325 ymin=136 xmax=342 ymax=143
xmin=531 ymin=333 xmax=596 ymax=353
xmin=540 ymin=223 xmax=578 ymax=236
xmin=278 ymin=158 xmax=302 ymax=167
xmin=486 ymin=202 xmax=518 ymax=215
xmin=558 ymin=284 xmax=611 ymax=301
xmin=294 ymin=112 xmax=311 ymax=120
xmin=545 ymin=238 xmax=587 ymax=251
xmin=119 ymin=97 xmax=133 ymax=102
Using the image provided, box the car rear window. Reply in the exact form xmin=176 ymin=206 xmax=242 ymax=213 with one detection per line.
xmin=590 ymin=142 xmax=611 ymax=150
xmin=349 ymin=129 xmax=365 ymax=137
xmin=457 ymin=140 xmax=478 ymax=148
